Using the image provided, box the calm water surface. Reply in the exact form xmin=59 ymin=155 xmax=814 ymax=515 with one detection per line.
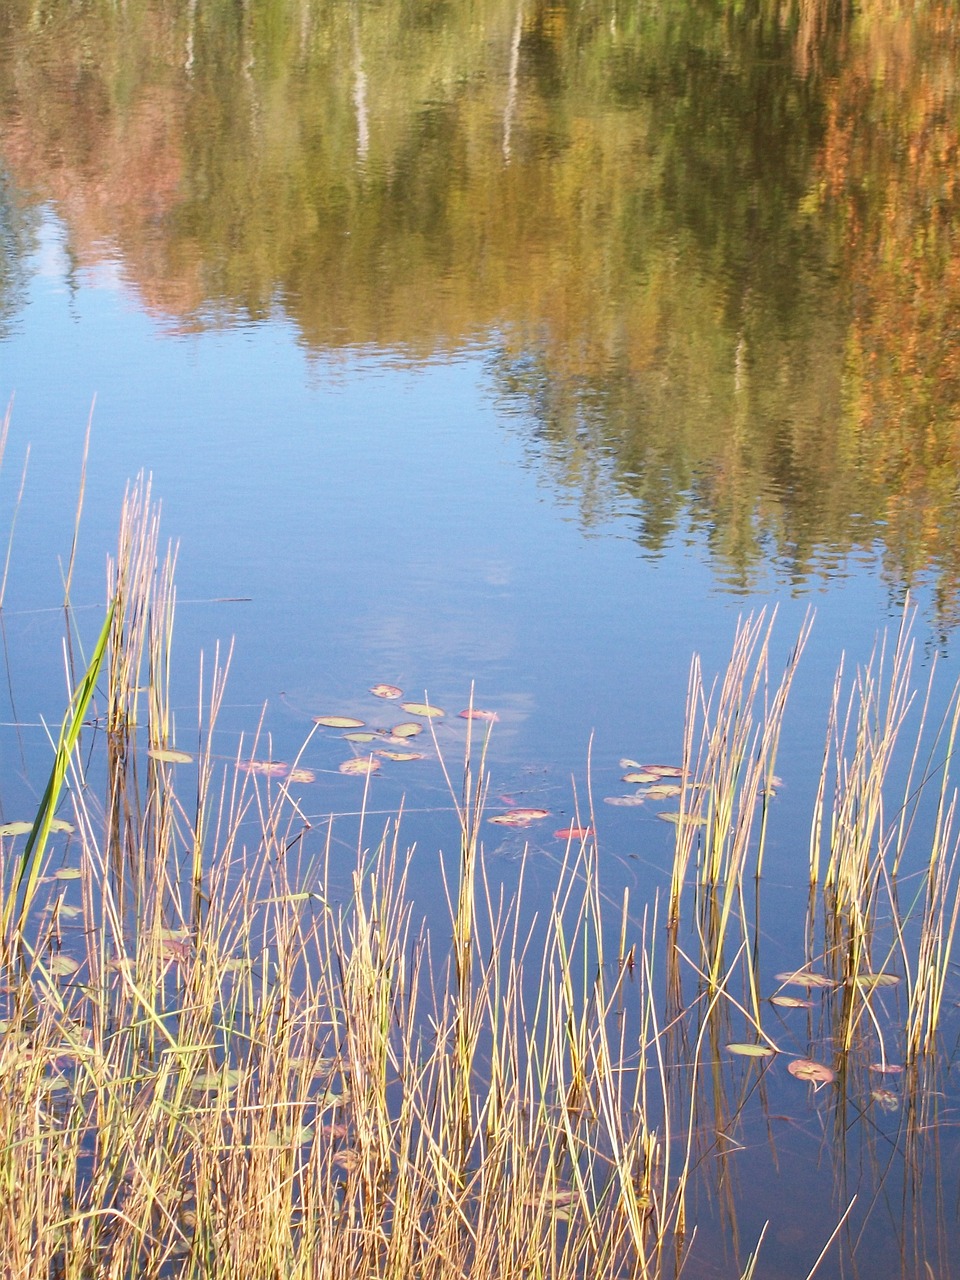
xmin=2 ymin=2 xmax=960 ymax=1275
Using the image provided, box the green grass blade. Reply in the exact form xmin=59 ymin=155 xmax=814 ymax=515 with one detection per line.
xmin=3 ymin=601 xmax=114 ymax=939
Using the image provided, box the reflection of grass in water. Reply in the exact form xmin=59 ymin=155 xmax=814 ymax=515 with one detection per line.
xmin=1 ymin=482 xmax=960 ymax=1278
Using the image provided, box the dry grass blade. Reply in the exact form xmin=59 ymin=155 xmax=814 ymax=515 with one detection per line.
xmin=4 ymin=474 xmax=960 ymax=1279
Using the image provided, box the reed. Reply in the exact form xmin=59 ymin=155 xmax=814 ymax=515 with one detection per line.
xmin=4 ymin=475 xmax=960 ymax=1278
xmin=0 ymin=487 xmax=694 ymax=1279
xmin=668 ymin=611 xmax=808 ymax=991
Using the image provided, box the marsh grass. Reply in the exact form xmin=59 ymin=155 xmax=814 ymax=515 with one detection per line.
xmin=0 ymin=486 xmax=698 ymax=1279
xmin=2 ymin=480 xmax=960 ymax=1278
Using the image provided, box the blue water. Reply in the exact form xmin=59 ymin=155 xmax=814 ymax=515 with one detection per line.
xmin=0 ymin=210 xmax=949 ymax=870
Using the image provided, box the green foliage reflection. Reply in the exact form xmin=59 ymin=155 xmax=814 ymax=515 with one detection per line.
xmin=1 ymin=0 xmax=959 ymax=617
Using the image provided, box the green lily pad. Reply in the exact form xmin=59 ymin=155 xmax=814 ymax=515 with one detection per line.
xmin=400 ymin=702 xmax=444 ymax=718
xmin=148 ymin=748 xmax=194 ymax=764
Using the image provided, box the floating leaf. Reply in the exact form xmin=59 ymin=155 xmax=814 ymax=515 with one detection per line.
xmin=489 ymin=808 xmax=550 ymax=827
xmin=288 ymin=768 xmax=316 ymax=784
xmin=313 ymin=716 xmax=365 ymax=729
xmin=162 ymin=938 xmax=193 ymax=963
xmin=642 ymin=765 xmax=684 ymax=778
xmin=870 ymin=1062 xmax=903 ymax=1075
xmin=623 ymin=771 xmax=658 ymax=784
xmin=339 ymin=758 xmax=380 ymax=776
xmin=269 ymin=1125 xmax=315 ymax=1146
xmin=770 ymin=994 xmax=813 ymax=1008
xmin=554 ymin=827 xmax=593 ymax=840
xmin=400 ymin=702 xmax=445 ymax=718
xmin=619 ymin=758 xmax=642 ymax=770
xmin=871 ymin=1088 xmax=899 ymax=1112
xmin=332 ymin=1149 xmax=361 ymax=1171
xmin=603 ymin=795 xmax=646 ymax=807
xmin=52 ymin=868 xmax=82 ymax=881
xmin=238 ymin=760 xmax=287 ymax=776
xmin=643 ymin=783 xmax=682 ymax=799
xmin=853 ymin=972 xmax=901 ymax=990
xmin=658 ymin=811 xmax=706 ymax=826
xmin=49 ymin=955 xmax=79 ymax=977
xmin=376 ymin=751 xmax=424 ymax=762
xmin=727 ymin=1043 xmax=775 ymax=1058
xmin=459 ymin=708 xmax=499 ymax=722
xmin=193 ymin=1069 xmax=243 ymax=1093
xmin=522 ymin=1188 xmax=578 ymax=1217
xmin=391 ymin=723 xmax=423 ymax=738
xmin=788 ymin=1058 xmax=835 ymax=1085
xmin=148 ymin=747 xmax=194 ymax=764
xmin=343 ymin=732 xmax=378 ymax=743
xmin=370 ymin=684 xmax=402 ymax=699
xmin=775 ymin=970 xmax=838 ymax=989
xmin=7 ymin=817 xmax=74 ymax=836
xmin=51 ymin=903 xmax=82 ymax=919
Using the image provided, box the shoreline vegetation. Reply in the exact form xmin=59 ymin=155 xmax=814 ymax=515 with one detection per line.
xmin=1 ymin=478 xmax=960 ymax=1278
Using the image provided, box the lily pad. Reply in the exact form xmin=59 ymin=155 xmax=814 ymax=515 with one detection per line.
xmin=554 ymin=826 xmax=593 ymax=840
xmin=162 ymin=937 xmax=193 ymax=963
xmin=643 ymin=783 xmax=682 ymax=799
xmin=489 ymin=808 xmax=550 ymax=827
xmin=775 ymin=970 xmax=838 ymax=989
xmin=376 ymin=751 xmax=424 ymax=762
xmin=459 ymin=708 xmax=499 ymax=721
xmin=49 ymin=955 xmax=80 ymax=977
xmin=0 ymin=817 xmax=73 ymax=837
xmin=727 ymin=1043 xmax=775 ymax=1058
xmin=787 ymin=1058 xmax=835 ymax=1085
xmin=871 ymin=1088 xmax=899 ymax=1112
xmin=52 ymin=868 xmax=82 ymax=881
xmin=642 ymin=765 xmax=684 ymax=778
xmin=869 ymin=1062 xmax=903 ymax=1074
xmin=148 ymin=747 xmax=194 ymax=764
xmin=238 ymin=760 xmax=287 ymax=776
xmin=288 ymin=768 xmax=316 ymax=784
xmin=193 ymin=1069 xmax=243 ymax=1093
xmin=769 ymin=994 xmax=813 ymax=1009
xmin=391 ymin=723 xmax=423 ymax=738
xmin=339 ymin=758 xmax=380 ymax=776
xmin=853 ymin=972 xmax=901 ymax=990
xmin=623 ymin=771 xmax=659 ymax=784
xmin=603 ymin=795 xmax=646 ymax=807
xmin=369 ymin=684 xmax=402 ymax=699
xmin=313 ymin=716 xmax=365 ymax=729
xmin=343 ymin=731 xmax=378 ymax=743
xmin=658 ymin=811 xmax=706 ymax=826
xmin=400 ymin=702 xmax=445 ymax=718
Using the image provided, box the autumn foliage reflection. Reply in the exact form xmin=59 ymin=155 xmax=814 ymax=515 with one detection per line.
xmin=2 ymin=0 xmax=960 ymax=620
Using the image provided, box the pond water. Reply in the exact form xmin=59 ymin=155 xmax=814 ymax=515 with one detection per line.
xmin=2 ymin=1 xmax=960 ymax=1276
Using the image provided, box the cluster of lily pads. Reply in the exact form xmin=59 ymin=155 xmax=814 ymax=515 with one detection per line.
xmin=726 ymin=966 xmax=903 ymax=1106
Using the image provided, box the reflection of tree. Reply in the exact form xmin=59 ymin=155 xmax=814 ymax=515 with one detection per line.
xmin=1 ymin=1 xmax=960 ymax=619
xmin=0 ymin=168 xmax=35 ymax=338
xmin=814 ymin=0 xmax=960 ymax=627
